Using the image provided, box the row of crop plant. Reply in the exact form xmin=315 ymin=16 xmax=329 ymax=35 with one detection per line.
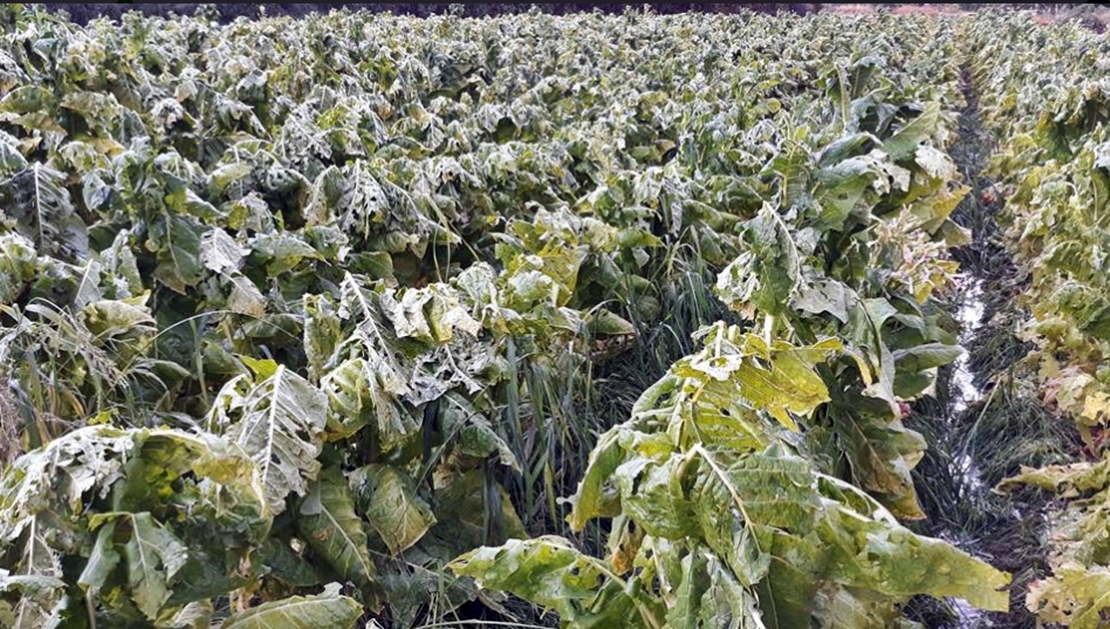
xmin=964 ymin=11 xmax=1110 ymax=629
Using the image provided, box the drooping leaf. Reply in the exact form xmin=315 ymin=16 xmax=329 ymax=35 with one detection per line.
xmin=254 ymin=538 xmax=323 ymax=588
xmin=152 ymin=214 xmax=206 ymax=293
xmin=449 ymin=537 xmax=664 ymax=628
xmin=77 ymin=522 xmax=121 ymax=599
xmin=0 ymin=164 xmax=88 ymax=261
xmin=891 ymin=342 xmax=963 ymax=374
xmin=0 ymin=569 xmax=65 ymax=629
xmin=210 ymin=366 xmax=328 ymax=514
xmin=350 ymin=464 xmax=436 ymax=555
xmin=831 ymin=394 xmax=928 ymax=520
xmin=120 ymin=512 xmax=190 ymax=620
xmin=200 ymin=228 xmax=247 ymax=274
xmin=715 ymin=205 xmax=800 ymax=317
xmin=0 ymin=233 xmax=37 ymax=304
xmin=218 ymin=583 xmax=361 ymax=629
xmin=881 ymin=103 xmax=941 ymax=161
xmin=1026 ymin=563 xmax=1110 ymax=629
xmin=294 ymin=467 xmax=381 ymax=597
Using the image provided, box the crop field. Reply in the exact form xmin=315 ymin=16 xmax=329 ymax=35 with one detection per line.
xmin=0 ymin=4 xmax=1107 ymax=628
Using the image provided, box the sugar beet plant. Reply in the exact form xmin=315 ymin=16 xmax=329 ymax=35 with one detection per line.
xmin=0 ymin=4 xmax=1011 ymax=628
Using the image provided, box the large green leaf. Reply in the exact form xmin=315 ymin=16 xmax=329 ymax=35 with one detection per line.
xmin=121 ymin=512 xmax=189 ymax=620
xmin=891 ymin=342 xmax=963 ymax=373
xmin=567 ymin=426 xmax=628 ymax=531
xmin=831 ymin=392 xmax=928 ymax=521
xmin=152 ymin=214 xmax=206 ymax=294
xmin=450 ymin=537 xmax=664 ymax=628
xmin=254 ymin=538 xmax=323 ymax=589
xmin=294 ymin=467 xmax=381 ymax=598
xmin=77 ymin=522 xmax=120 ymax=600
xmin=671 ymin=330 xmax=840 ymax=432
xmin=666 ymin=551 xmax=763 ymax=629
xmin=0 ymin=164 xmax=88 ymax=261
xmin=715 ymin=205 xmax=800 ymax=317
xmin=881 ymin=103 xmax=942 ymax=161
xmin=425 ymin=470 xmax=528 ymax=560
xmin=691 ymin=448 xmax=1010 ymax=612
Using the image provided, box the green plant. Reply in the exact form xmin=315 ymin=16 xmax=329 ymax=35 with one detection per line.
xmin=0 ymin=4 xmax=1030 ymax=627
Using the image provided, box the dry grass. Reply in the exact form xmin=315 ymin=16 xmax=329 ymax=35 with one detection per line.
xmin=890 ymin=4 xmax=968 ymax=16
xmin=828 ymin=4 xmax=970 ymax=17
xmin=0 ymin=383 xmax=24 ymax=468
xmin=827 ymin=4 xmax=875 ymax=15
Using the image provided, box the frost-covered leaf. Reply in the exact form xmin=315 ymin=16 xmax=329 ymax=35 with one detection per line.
xmin=79 ymin=298 xmax=156 ymax=339
xmin=77 ymin=522 xmax=120 ymax=599
xmin=121 ymin=512 xmax=189 ymax=620
xmin=715 ymin=206 xmax=800 ymax=316
xmin=152 ymin=215 xmax=206 ymax=293
xmin=673 ymin=330 xmax=839 ymax=432
xmin=0 ymin=85 xmax=50 ymax=115
xmin=321 ymin=357 xmax=412 ymax=447
xmin=1026 ymin=563 xmax=1110 ymax=629
xmin=449 ymin=537 xmax=664 ymax=628
xmin=200 ymin=229 xmax=247 ymax=274
xmin=794 ymin=277 xmax=852 ymax=324
xmin=211 ymin=366 xmax=328 ymax=514
xmin=226 ymin=274 xmax=267 ymax=317
xmin=0 ymin=164 xmax=88 ymax=261
xmin=882 ymin=103 xmax=941 ymax=160
xmin=0 ymin=232 xmax=37 ymax=304
xmin=0 ymin=568 xmax=65 ymax=629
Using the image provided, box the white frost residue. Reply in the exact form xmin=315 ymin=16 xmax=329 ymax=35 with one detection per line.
xmin=952 ymin=279 xmax=985 ymax=414
xmin=956 ymin=453 xmax=984 ymax=492
xmin=950 ymin=278 xmax=991 ymax=628
xmin=953 ymin=597 xmax=989 ymax=628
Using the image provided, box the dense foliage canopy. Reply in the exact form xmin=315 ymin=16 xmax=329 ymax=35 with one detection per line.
xmin=0 ymin=4 xmax=1101 ymax=628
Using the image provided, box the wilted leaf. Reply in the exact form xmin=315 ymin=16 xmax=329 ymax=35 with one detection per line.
xmin=0 ymin=233 xmax=37 ymax=303
xmin=121 ymin=512 xmax=190 ymax=620
xmin=351 ymin=465 xmax=436 ymax=555
xmin=0 ymin=164 xmax=88 ymax=261
xmin=200 ymin=229 xmax=247 ymax=274
xmin=295 ymin=467 xmax=381 ymax=596
xmin=211 ymin=366 xmax=328 ymax=514
xmin=715 ymin=206 xmax=800 ymax=316
xmin=153 ymin=215 xmax=206 ymax=293
xmin=450 ymin=537 xmax=664 ymax=628
xmin=218 ymin=583 xmax=361 ymax=629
